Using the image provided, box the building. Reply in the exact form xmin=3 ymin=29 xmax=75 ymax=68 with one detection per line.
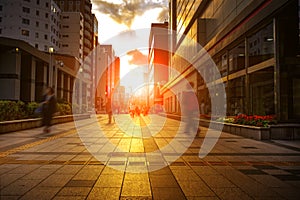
xmin=0 ymin=0 xmax=61 ymax=52
xmin=95 ymin=45 xmax=120 ymax=113
xmin=58 ymin=12 xmax=84 ymax=64
xmin=55 ymin=0 xmax=99 ymax=110
xmin=162 ymin=0 xmax=300 ymax=122
xmin=148 ymin=22 xmax=169 ymax=110
xmin=0 ymin=37 xmax=89 ymax=110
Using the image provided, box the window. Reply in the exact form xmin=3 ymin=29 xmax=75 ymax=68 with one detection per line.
xmin=62 ymin=25 xmax=69 ymax=28
xmin=35 ymin=44 xmax=38 ymax=48
xmin=21 ymin=29 xmax=29 ymax=36
xmin=0 ymin=17 xmax=2 ymax=23
xmin=23 ymin=0 xmax=30 ymax=2
xmin=62 ymin=44 xmax=69 ymax=47
xmin=44 ymin=45 xmax=48 ymax=51
xmin=36 ymin=10 xmax=39 ymax=16
xmin=248 ymin=23 xmax=274 ymax=66
xmin=36 ymin=0 xmax=39 ymax=5
xmin=36 ymin=21 xmax=39 ymax=27
xmin=22 ymin=18 xmax=30 ymax=25
xmin=0 ymin=29 xmax=2 ymax=34
xmin=62 ymin=34 xmax=69 ymax=38
xmin=22 ymin=7 xmax=30 ymax=13
xmin=44 ymin=34 xmax=48 ymax=40
xmin=76 ymin=1 xmax=80 ymax=5
xmin=46 ymin=2 xmax=49 ymax=7
xmin=45 ymin=13 xmax=48 ymax=18
xmin=229 ymin=41 xmax=245 ymax=73
xmin=0 ymin=5 xmax=3 ymax=11
xmin=63 ymin=16 xmax=69 ymax=19
xmin=45 ymin=24 xmax=48 ymax=29
xmin=35 ymin=32 xmax=38 ymax=38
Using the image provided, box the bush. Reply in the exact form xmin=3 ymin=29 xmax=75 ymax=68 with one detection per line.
xmin=26 ymin=102 xmax=40 ymax=117
xmin=0 ymin=100 xmax=74 ymax=122
xmin=57 ymin=103 xmax=72 ymax=115
xmin=0 ymin=101 xmax=27 ymax=121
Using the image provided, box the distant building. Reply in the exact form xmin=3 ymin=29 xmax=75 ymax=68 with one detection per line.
xmin=148 ymin=22 xmax=169 ymax=109
xmin=95 ymin=45 xmax=120 ymax=113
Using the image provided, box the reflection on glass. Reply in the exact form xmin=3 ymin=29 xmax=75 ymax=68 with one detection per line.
xmin=227 ymin=76 xmax=245 ymax=115
xmin=229 ymin=42 xmax=245 ymax=73
xmin=250 ymin=67 xmax=274 ymax=115
xmin=248 ymin=23 xmax=274 ymax=66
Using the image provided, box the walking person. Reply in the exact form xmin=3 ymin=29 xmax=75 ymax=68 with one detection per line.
xmin=181 ymin=82 xmax=199 ymax=134
xmin=106 ymin=98 xmax=113 ymax=124
xmin=41 ymin=87 xmax=56 ymax=133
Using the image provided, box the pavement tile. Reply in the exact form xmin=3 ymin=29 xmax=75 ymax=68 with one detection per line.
xmin=149 ymin=174 xmax=179 ymax=187
xmin=39 ymin=174 xmax=74 ymax=187
xmin=213 ymin=187 xmax=252 ymax=200
xmin=65 ymin=180 xmax=96 ymax=187
xmin=121 ymin=181 xmax=151 ymax=197
xmin=177 ymin=181 xmax=215 ymax=197
xmin=94 ymin=174 xmax=124 ymax=187
xmin=0 ymin=173 xmax=26 ymax=189
xmin=87 ymin=187 xmax=121 ymax=200
xmin=249 ymin=174 xmax=292 ymax=188
xmin=152 ymin=187 xmax=186 ymax=200
xmin=19 ymin=186 xmax=61 ymax=200
xmin=57 ymin=186 xmax=91 ymax=196
xmin=200 ymin=175 xmax=236 ymax=188
xmin=0 ymin=179 xmax=40 ymax=196
xmin=186 ymin=197 xmax=219 ymax=200
xmin=0 ymin=196 xmax=20 ymax=200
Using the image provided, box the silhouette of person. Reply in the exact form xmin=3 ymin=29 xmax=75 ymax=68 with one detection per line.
xmin=42 ymin=87 xmax=56 ymax=133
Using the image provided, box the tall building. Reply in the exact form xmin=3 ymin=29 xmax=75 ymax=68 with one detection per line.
xmin=55 ymin=0 xmax=98 ymax=109
xmin=0 ymin=0 xmax=61 ymax=52
xmin=162 ymin=0 xmax=300 ymax=122
xmin=95 ymin=45 xmax=120 ymax=113
xmin=58 ymin=12 xmax=84 ymax=64
xmin=148 ymin=22 xmax=169 ymax=108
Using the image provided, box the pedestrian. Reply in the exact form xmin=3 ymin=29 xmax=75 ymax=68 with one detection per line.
xmin=41 ymin=86 xmax=56 ymax=133
xmin=106 ymin=98 xmax=113 ymax=124
xmin=181 ymin=82 xmax=199 ymax=134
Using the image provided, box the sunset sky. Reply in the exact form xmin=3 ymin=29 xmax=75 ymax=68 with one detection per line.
xmin=91 ymin=0 xmax=168 ymax=90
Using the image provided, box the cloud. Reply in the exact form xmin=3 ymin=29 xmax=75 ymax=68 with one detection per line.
xmin=127 ymin=49 xmax=148 ymax=65
xmin=92 ymin=0 xmax=168 ymax=28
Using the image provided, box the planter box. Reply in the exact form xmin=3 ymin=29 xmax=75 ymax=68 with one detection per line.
xmin=200 ymin=119 xmax=270 ymax=140
xmin=270 ymin=124 xmax=300 ymax=140
xmin=0 ymin=114 xmax=90 ymax=134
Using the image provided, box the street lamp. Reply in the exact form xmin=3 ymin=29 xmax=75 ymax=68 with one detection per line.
xmin=48 ymin=47 xmax=54 ymax=87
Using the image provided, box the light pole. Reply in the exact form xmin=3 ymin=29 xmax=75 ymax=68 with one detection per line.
xmin=48 ymin=47 xmax=54 ymax=87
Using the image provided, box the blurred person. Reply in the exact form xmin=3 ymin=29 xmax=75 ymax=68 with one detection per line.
xmin=181 ymin=82 xmax=199 ymax=134
xmin=41 ymin=87 xmax=56 ymax=133
xmin=106 ymin=98 xmax=113 ymax=124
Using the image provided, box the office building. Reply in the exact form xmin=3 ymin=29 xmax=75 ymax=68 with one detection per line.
xmin=162 ymin=0 xmax=299 ymax=122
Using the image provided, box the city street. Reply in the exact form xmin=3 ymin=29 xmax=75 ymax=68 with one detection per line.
xmin=0 ymin=115 xmax=300 ymax=200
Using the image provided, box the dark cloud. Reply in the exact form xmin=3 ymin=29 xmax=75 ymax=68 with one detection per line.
xmin=127 ymin=49 xmax=147 ymax=65
xmin=92 ymin=0 xmax=168 ymax=28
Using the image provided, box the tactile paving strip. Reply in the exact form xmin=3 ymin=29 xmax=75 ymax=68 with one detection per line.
xmin=0 ymin=129 xmax=76 ymax=158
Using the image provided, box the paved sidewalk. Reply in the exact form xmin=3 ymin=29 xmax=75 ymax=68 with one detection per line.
xmin=0 ymin=114 xmax=300 ymax=200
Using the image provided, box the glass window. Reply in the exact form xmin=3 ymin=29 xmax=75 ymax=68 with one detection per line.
xmin=22 ymin=7 xmax=30 ymax=13
xmin=249 ymin=66 xmax=274 ymax=115
xmin=227 ymin=76 xmax=246 ymax=115
xmin=22 ymin=18 xmax=30 ymax=25
xmin=214 ymin=53 xmax=228 ymax=77
xmin=248 ymin=23 xmax=274 ymax=66
xmin=21 ymin=29 xmax=29 ymax=36
xmin=36 ymin=10 xmax=39 ymax=16
xmin=229 ymin=42 xmax=245 ymax=73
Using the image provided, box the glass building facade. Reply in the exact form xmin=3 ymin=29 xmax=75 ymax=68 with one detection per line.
xmin=163 ymin=0 xmax=300 ymax=122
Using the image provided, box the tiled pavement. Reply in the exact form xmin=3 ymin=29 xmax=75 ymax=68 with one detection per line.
xmin=0 ymin=114 xmax=300 ymax=200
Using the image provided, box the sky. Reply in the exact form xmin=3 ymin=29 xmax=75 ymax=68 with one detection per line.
xmin=91 ymin=0 xmax=168 ymax=92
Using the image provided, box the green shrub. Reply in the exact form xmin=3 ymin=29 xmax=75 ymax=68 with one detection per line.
xmin=26 ymin=102 xmax=40 ymax=117
xmin=57 ymin=103 xmax=72 ymax=115
xmin=0 ymin=100 xmax=27 ymax=121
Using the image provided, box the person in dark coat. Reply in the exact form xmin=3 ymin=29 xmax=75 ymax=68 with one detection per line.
xmin=42 ymin=87 xmax=56 ymax=133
